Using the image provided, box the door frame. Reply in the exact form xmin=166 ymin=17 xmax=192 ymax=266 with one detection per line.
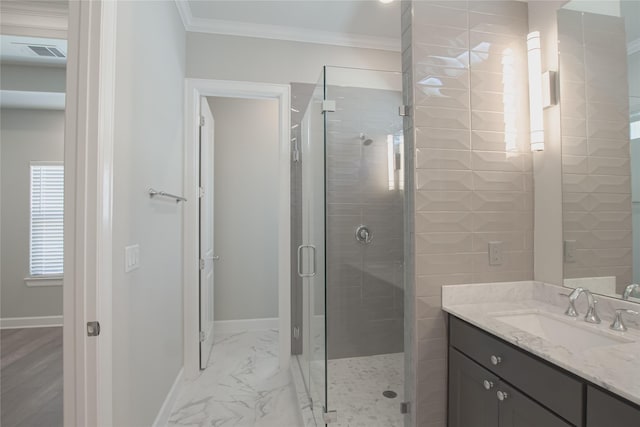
xmin=183 ymin=78 xmax=291 ymax=380
xmin=64 ymin=0 xmax=116 ymax=426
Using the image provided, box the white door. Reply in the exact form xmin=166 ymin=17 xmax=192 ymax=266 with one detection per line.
xmin=199 ymin=97 xmax=216 ymax=369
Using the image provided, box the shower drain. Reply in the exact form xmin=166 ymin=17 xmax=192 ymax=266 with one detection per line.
xmin=382 ymin=390 xmax=398 ymax=399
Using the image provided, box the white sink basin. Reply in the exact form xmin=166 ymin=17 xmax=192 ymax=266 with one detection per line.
xmin=492 ymin=311 xmax=633 ymax=352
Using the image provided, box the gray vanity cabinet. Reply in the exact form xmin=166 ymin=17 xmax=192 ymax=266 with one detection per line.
xmin=448 ymin=315 xmax=640 ymax=427
xmin=448 ymin=347 xmax=570 ymax=427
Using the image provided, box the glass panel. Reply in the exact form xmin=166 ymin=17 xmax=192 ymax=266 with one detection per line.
xmin=324 ymin=66 xmax=405 ymax=426
xmin=299 ymin=69 xmax=327 ymax=425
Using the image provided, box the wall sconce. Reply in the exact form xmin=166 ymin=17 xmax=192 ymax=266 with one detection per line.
xmin=527 ymin=31 xmax=544 ymax=152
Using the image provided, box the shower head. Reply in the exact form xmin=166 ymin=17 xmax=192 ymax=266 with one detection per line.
xmin=360 ymin=133 xmax=374 ymax=145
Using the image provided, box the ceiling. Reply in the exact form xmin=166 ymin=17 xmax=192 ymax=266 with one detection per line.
xmin=181 ymin=0 xmax=402 ymax=51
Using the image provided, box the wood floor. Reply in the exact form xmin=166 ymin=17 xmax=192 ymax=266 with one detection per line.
xmin=1 ymin=327 xmax=63 ymax=427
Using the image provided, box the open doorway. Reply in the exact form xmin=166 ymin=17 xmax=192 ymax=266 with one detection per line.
xmin=197 ymin=95 xmax=281 ymax=370
xmin=0 ymin=34 xmax=67 ymax=426
xmin=182 ymin=79 xmax=291 ymax=363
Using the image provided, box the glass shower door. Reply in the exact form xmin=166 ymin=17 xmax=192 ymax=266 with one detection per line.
xmin=323 ymin=66 xmax=405 ymax=426
xmin=299 ymin=71 xmax=327 ymax=424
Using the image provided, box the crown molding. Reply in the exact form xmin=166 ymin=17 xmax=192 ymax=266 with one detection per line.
xmin=0 ymin=2 xmax=67 ymax=39
xmin=174 ymin=0 xmax=193 ymax=31
xmin=174 ymin=0 xmax=400 ymax=52
xmin=629 ymin=38 xmax=640 ymax=56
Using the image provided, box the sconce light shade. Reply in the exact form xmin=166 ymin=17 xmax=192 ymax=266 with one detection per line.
xmin=527 ymin=31 xmax=544 ymax=152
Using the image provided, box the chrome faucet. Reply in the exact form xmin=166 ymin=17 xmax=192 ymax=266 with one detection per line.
xmin=564 ymin=287 xmax=601 ymax=324
xmin=622 ymin=283 xmax=639 ymax=300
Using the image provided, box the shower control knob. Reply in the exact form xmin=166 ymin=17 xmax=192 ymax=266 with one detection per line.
xmin=355 ymin=225 xmax=373 ymax=244
xmin=497 ymin=391 xmax=509 ymax=401
xmin=483 ymin=380 xmax=494 ymax=390
xmin=490 ymin=355 xmax=502 ymax=365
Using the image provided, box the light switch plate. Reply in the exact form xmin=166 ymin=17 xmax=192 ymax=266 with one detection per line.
xmin=564 ymin=240 xmax=576 ymax=263
xmin=125 ymin=244 xmax=140 ymax=272
xmin=489 ymin=241 xmax=503 ymax=266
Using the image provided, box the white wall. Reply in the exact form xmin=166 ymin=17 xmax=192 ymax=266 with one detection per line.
xmin=0 ymin=108 xmax=64 ymax=318
xmin=207 ymin=97 xmax=280 ymax=320
xmin=110 ymin=1 xmax=185 ymax=425
xmin=529 ymin=0 xmax=566 ymax=285
xmin=187 ymin=32 xmax=401 ymax=84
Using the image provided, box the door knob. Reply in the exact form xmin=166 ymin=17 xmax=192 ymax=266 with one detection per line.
xmin=483 ymin=380 xmax=494 ymax=390
xmin=490 ymin=355 xmax=502 ymax=365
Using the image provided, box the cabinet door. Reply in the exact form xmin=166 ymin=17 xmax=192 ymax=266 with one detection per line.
xmin=449 ymin=348 xmax=499 ymax=427
xmin=498 ymin=381 xmax=572 ymax=427
xmin=587 ymin=386 xmax=640 ymax=427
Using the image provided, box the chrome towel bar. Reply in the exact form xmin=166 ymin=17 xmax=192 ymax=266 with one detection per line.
xmin=148 ymin=188 xmax=187 ymax=203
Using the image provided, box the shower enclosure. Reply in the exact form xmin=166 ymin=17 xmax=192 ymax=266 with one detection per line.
xmin=292 ymin=66 xmax=407 ymax=427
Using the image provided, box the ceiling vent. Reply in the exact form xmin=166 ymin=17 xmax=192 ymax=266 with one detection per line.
xmin=27 ymin=45 xmax=65 ymax=58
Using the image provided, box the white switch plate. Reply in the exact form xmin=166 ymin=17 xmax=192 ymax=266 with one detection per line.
xmin=489 ymin=241 xmax=503 ymax=266
xmin=564 ymin=240 xmax=576 ymax=263
xmin=125 ymin=244 xmax=140 ymax=272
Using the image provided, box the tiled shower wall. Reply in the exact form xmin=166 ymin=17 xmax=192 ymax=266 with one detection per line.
xmin=558 ymin=9 xmax=633 ymax=294
xmin=402 ymin=1 xmax=533 ymax=425
xmin=325 ymin=85 xmax=405 ymax=359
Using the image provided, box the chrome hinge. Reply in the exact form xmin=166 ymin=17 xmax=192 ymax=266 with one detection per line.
xmin=398 ymin=105 xmax=410 ymax=117
xmin=199 ymin=331 xmax=206 ymax=342
xmin=293 ymin=326 xmax=300 ymax=339
xmin=87 ymin=321 xmax=100 ymax=337
xmin=400 ymin=401 xmax=410 ymax=414
xmin=199 ymin=258 xmax=205 ymax=270
xmin=199 ymin=115 xmax=205 ymax=126
xmin=322 ymin=100 xmax=336 ymax=113
xmin=198 ymin=186 xmax=205 ymax=198
xmin=322 ymin=409 xmax=337 ymax=424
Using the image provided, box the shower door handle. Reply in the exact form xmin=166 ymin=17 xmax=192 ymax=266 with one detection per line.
xmin=297 ymin=244 xmax=316 ymax=278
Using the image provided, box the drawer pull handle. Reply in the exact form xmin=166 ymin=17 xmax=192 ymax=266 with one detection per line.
xmin=490 ymin=355 xmax=502 ymax=365
xmin=497 ymin=390 xmax=509 ymax=401
xmin=483 ymin=380 xmax=494 ymax=390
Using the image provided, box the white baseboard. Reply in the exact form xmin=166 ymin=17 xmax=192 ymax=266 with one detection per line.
xmin=0 ymin=315 xmax=63 ymax=329
xmin=214 ymin=317 xmax=279 ymax=334
xmin=152 ymin=367 xmax=184 ymax=427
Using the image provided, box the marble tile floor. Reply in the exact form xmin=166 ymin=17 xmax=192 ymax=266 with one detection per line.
xmin=327 ymin=353 xmax=404 ymax=427
xmin=168 ymin=329 xmax=303 ymax=427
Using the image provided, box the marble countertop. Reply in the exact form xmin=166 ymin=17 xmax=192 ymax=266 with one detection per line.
xmin=442 ymin=281 xmax=640 ymax=406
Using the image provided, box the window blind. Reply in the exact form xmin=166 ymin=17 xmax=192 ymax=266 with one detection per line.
xmin=30 ymin=163 xmax=64 ymax=276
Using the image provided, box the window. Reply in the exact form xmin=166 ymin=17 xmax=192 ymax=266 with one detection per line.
xmin=30 ymin=162 xmax=64 ymax=277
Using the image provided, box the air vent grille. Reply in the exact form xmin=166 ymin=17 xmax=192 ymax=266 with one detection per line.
xmin=28 ymin=45 xmax=65 ymax=58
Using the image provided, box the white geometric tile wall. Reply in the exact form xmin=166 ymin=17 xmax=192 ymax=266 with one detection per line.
xmin=558 ymin=9 xmax=633 ymax=293
xmin=402 ymin=1 xmax=532 ymax=426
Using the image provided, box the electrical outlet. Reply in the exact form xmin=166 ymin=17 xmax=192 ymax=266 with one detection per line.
xmin=489 ymin=241 xmax=503 ymax=266
xmin=564 ymin=240 xmax=576 ymax=263
xmin=125 ymin=244 xmax=140 ymax=272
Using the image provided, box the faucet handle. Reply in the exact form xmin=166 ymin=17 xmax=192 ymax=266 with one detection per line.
xmin=560 ymin=292 xmax=579 ymax=317
xmin=610 ymin=309 xmax=639 ymax=332
xmin=584 ymin=298 xmax=601 ymax=324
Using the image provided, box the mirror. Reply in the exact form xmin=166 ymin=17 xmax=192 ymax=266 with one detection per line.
xmin=558 ymin=1 xmax=640 ymax=302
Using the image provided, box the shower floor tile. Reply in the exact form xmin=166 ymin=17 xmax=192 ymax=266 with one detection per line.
xmin=328 ymin=353 xmax=404 ymax=427
xmin=168 ymin=330 xmax=302 ymax=427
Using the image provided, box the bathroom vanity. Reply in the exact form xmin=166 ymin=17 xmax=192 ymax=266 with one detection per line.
xmin=442 ymin=281 xmax=640 ymax=427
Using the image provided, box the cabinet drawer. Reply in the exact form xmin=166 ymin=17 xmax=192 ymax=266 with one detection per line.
xmin=587 ymin=386 xmax=640 ymax=427
xmin=449 ymin=315 xmax=583 ymax=426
